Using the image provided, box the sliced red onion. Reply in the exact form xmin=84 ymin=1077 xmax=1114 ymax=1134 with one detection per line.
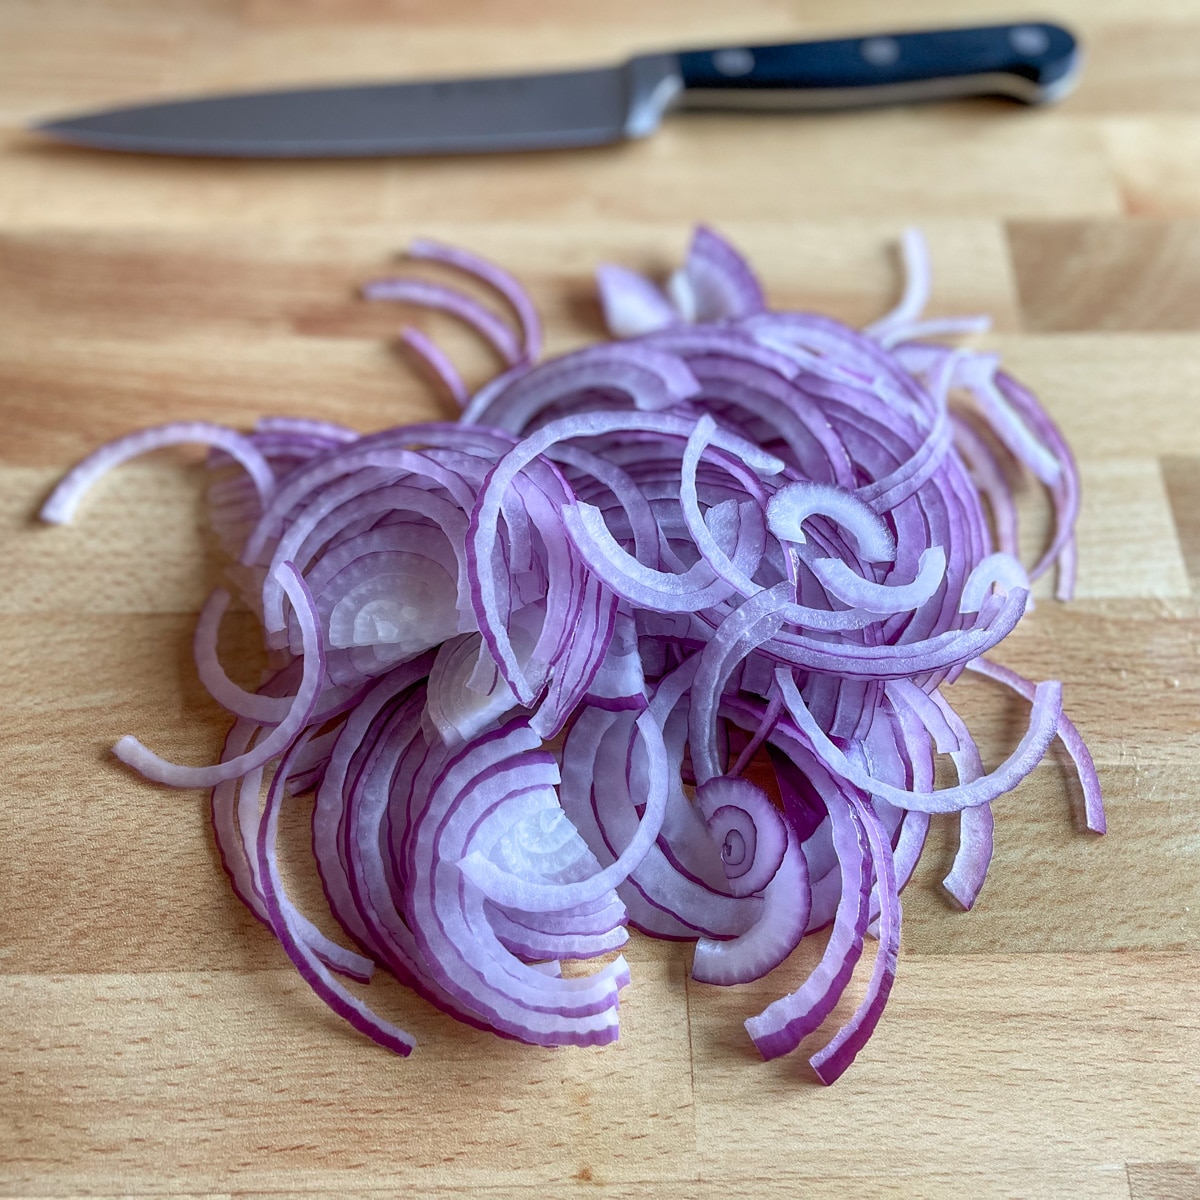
xmin=210 ymin=719 xmax=374 ymax=983
xmin=993 ymin=369 xmax=1081 ymax=600
xmin=864 ymin=227 xmax=931 ymax=343
xmin=582 ymin=610 xmax=648 ymax=711
xmin=425 ymin=633 xmax=520 ymax=747
xmin=257 ymin=732 xmax=418 ymax=1056
xmin=362 ymin=277 xmax=523 ymax=366
xmin=958 ymin=354 xmax=1062 ymax=486
xmin=255 ymin=415 xmax=358 ymax=444
xmin=694 ymin=777 xmax=788 ymax=898
xmin=679 ymin=416 xmax=767 ymax=598
xmin=559 ymin=700 xmax=758 ymax=940
xmin=563 ymin=500 xmax=741 ymax=612
xmin=42 ymin=227 xmax=1101 ymax=1084
xmin=311 ymin=659 xmax=436 ymax=963
xmin=458 ymin=710 xmax=669 ymax=912
xmin=465 ymin=344 xmax=704 ymax=430
xmin=467 ymin=410 xmax=781 ymax=703
xmin=776 ymin=667 xmax=1063 ymax=815
xmin=745 ymin=783 xmax=869 ymax=1061
xmin=597 ymin=263 xmax=679 ymax=338
xmin=689 ymin=583 xmax=798 ymax=785
xmin=399 ymin=326 xmax=469 ymax=407
xmin=811 ymin=546 xmax=946 ymax=614
xmin=41 ymin=421 xmax=275 ymax=524
xmin=728 ymin=691 xmax=784 ymax=779
xmin=767 ymin=480 xmax=897 ymax=562
xmin=967 ymin=656 xmax=1105 ymax=834
xmin=960 ymin=552 xmax=1031 ymax=614
xmin=691 ymin=806 xmax=809 ymax=986
xmin=115 ymin=563 xmax=324 ymax=788
xmin=193 ymin=588 xmax=293 ymax=724
xmin=407 ymin=236 xmax=543 ymax=363
xmin=808 ymin=793 xmax=900 ymax=1084
xmin=669 ymin=225 xmax=766 ymax=323
xmin=404 ymin=721 xmax=628 ymax=1046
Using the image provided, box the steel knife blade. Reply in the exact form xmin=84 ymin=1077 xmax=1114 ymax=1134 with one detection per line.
xmin=32 ymin=22 xmax=1081 ymax=159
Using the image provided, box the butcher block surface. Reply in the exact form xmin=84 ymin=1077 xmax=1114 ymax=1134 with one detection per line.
xmin=1 ymin=3 xmax=1199 ymax=1198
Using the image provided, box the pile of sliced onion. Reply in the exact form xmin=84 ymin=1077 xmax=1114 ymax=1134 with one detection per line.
xmin=41 ymin=227 xmax=1102 ymax=1083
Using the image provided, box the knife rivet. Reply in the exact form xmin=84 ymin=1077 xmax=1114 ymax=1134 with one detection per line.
xmin=1009 ymin=25 xmax=1050 ymax=56
xmin=712 ymin=48 xmax=755 ymax=77
xmin=860 ymin=36 xmax=901 ymax=67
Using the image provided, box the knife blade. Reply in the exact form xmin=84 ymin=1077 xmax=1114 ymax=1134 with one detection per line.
xmin=32 ymin=21 xmax=1081 ymax=159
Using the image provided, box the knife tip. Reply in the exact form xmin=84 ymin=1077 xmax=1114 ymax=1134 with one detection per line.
xmin=24 ymin=115 xmax=157 ymax=154
xmin=26 ymin=117 xmax=82 ymax=143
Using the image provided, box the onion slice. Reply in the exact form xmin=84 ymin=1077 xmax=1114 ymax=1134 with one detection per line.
xmin=114 ymin=563 xmax=324 ymax=787
xmin=41 ymin=421 xmax=275 ymax=524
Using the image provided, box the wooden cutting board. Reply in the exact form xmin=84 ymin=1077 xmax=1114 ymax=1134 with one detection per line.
xmin=2 ymin=3 xmax=1198 ymax=1198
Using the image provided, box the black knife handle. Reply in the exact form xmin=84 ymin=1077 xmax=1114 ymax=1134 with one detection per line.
xmin=677 ymin=22 xmax=1081 ymax=108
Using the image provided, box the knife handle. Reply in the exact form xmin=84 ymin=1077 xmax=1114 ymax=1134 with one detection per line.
xmin=677 ymin=22 xmax=1081 ymax=108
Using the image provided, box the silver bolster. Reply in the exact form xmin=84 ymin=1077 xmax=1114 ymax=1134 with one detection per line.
xmin=622 ymin=53 xmax=685 ymax=138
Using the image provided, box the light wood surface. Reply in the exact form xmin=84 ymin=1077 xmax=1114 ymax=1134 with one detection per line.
xmin=2 ymin=4 xmax=1199 ymax=1198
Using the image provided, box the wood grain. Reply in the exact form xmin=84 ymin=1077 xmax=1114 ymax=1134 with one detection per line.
xmin=1009 ymin=219 xmax=1200 ymax=332
xmin=1162 ymin=457 xmax=1200 ymax=588
xmin=1128 ymin=1163 xmax=1200 ymax=1200
xmin=3 ymin=2 xmax=1200 ymax=1198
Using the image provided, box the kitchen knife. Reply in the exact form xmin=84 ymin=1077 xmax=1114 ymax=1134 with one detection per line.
xmin=32 ymin=21 xmax=1081 ymax=159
